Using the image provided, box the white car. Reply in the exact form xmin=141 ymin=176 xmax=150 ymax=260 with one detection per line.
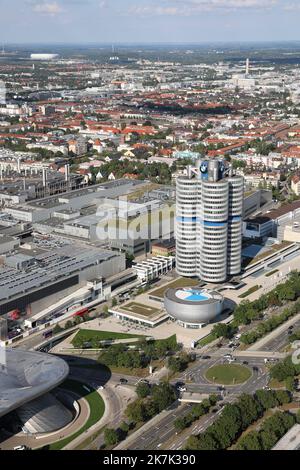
xmin=13 ymin=446 xmax=27 ymax=451
xmin=224 ymin=354 xmax=233 ymax=359
xmin=177 ymin=386 xmax=187 ymax=392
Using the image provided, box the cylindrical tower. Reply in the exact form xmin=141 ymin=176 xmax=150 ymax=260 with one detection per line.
xmin=199 ymin=178 xmax=229 ymax=283
xmin=175 ymin=159 xmax=244 ymax=283
xmin=227 ymin=176 xmax=244 ymax=276
xmin=176 ymin=176 xmax=199 ymax=277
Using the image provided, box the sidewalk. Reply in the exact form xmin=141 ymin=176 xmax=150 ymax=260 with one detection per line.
xmin=63 ymin=387 xmax=112 ymax=450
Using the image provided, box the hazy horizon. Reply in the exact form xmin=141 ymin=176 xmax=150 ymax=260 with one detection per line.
xmin=1 ymin=1 xmax=300 ymax=44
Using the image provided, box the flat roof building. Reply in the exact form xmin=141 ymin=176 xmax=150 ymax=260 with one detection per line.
xmin=272 ymin=424 xmax=300 ymax=450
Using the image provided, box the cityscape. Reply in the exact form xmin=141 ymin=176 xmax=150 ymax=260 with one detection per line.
xmin=0 ymin=0 xmax=300 ymax=459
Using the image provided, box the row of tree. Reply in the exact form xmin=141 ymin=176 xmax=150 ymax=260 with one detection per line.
xmin=232 ymin=271 xmax=300 ymax=328
xmin=240 ymin=299 xmax=300 ymax=345
xmin=98 ymin=335 xmax=180 ymax=371
xmin=174 ymin=395 xmax=218 ymax=432
xmin=126 ymin=382 xmax=176 ymax=424
xmin=236 ymin=410 xmax=299 ymax=450
xmin=185 ymin=390 xmax=291 ymax=450
xmin=270 ymin=355 xmax=300 ymax=383
xmin=104 ymin=382 xmax=177 ymax=448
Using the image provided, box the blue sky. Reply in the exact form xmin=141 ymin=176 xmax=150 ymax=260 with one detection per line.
xmin=1 ymin=0 xmax=300 ymax=44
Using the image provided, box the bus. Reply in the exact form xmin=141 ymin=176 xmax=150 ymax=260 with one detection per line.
xmin=43 ymin=330 xmax=53 ymax=339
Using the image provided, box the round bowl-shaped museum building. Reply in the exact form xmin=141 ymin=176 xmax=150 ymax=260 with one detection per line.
xmin=164 ymin=287 xmax=224 ymax=328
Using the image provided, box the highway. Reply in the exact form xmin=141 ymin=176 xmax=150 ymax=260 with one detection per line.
xmin=256 ymin=318 xmax=300 ymax=352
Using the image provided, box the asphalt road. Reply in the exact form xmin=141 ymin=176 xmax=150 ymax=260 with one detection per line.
xmin=122 ymin=348 xmax=270 ymax=451
xmin=9 ymin=295 xmax=296 ymax=451
xmin=260 ymin=318 xmax=300 ymax=352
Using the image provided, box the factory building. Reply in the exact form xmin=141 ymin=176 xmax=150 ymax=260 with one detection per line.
xmin=0 ymin=237 xmax=125 ymax=320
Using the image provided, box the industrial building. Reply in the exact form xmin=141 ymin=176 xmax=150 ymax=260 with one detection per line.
xmin=3 ymin=179 xmax=174 ymax=257
xmin=0 ymin=150 xmax=85 ymax=203
xmin=176 ymin=159 xmax=244 ymax=283
xmin=244 ymin=199 xmax=300 ymax=241
xmin=164 ymin=287 xmax=224 ymax=328
xmin=0 ymin=236 xmax=125 ymax=322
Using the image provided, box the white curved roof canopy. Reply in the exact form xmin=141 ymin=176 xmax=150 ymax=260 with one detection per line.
xmin=0 ymin=348 xmax=69 ymax=418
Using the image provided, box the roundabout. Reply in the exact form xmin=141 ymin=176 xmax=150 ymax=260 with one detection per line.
xmin=205 ymin=364 xmax=252 ymax=386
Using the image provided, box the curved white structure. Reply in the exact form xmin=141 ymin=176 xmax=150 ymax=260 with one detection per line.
xmin=30 ymin=54 xmax=59 ymax=61
xmin=164 ymin=287 xmax=224 ymax=328
xmin=0 ymin=348 xmax=69 ymax=419
xmin=176 ymin=160 xmax=244 ymax=283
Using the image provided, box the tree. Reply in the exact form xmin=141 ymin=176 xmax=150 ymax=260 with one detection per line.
xmin=168 ymin=354 xmax=189 ymax=373
xmin=174 ymin=417 xmax=187 ymax=432
xmin=136 ymin=382 xmax=151 ymax=399
xmin=274 ymin=390 xmax=291 ymax=405
xmin=65 ymin=320 xmax=73 ymax=330
xmin=195 ymin=432 xmax=219 ymax=450
xmin=285 ymin=376 xmax=295 ymax=392
xmin=211 ymin=323 xmax=236 ymax=339
xmin=236 ymin=431 xmax=263 ymax=450
xmin=125 ymin=400 xmax=147 ymax=424
xmin=151 ymin=383 xmax=176 ymax=412
xmin=53 ymin=324 xmax=63 ymax=334
xmin=255 ymin=390 xmax=278 ymax=411
xmin=236 ymin=394 xmax=263 ymax=430
xmin=104 ymin=428 xmax=119 ymax=447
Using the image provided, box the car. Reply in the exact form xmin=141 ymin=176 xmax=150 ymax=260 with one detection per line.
xmin=98 ymin=385 xmax=104 ymax=390
xmin=202 ymin=355 xmax=211 ymax=360
xmin=177 ymin=386 xmax=187 ymax=392
xmin=253 ymin=366 xmax=259 ymax=372
xmin=288 ymin=326 xmax=294 ymax=330
xmin=243 ymin=361 xmax=249 ymax=365
xmin=176 ymin=381 xmax=185 ymax=388
xmin=13 ymin=446 xmax=28 ymax=451
xmin=217 ymin=386 xmax=225 ymax=391
xmin=224 ymin=354 xmax=233 ymax=359
xmin=139 ymin=379 xmax=150 ymax=384
xmin=120 ymin=378 xmax=128 ymax=384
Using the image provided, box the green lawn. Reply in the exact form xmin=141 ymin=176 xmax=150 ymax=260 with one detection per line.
xmin=122 ymin=302 xmax=160 ymax=317
xmin=149 ymin=277 xmax=200 ymax=299
xmin=239 ymin=285 xmax=261 ymax=299
xmin=265 ymin=269 xmax=279 ymax=277
xmin=47 ymin=379 xmax=105 ymax=450
xmin=198 ymin=333 xmax=216 ymax=347
xmin=205 ymin=364 xmax=252 ymax=385
xmin=72 ymin=329 xmax=143 ymax=347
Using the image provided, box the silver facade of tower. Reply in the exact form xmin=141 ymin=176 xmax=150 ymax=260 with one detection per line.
xmin=176 ymin=159 xmax=244 ymax=283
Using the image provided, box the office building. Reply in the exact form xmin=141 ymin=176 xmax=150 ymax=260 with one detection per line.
xmin=176 ymin=159 xmax=244 ymax=283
